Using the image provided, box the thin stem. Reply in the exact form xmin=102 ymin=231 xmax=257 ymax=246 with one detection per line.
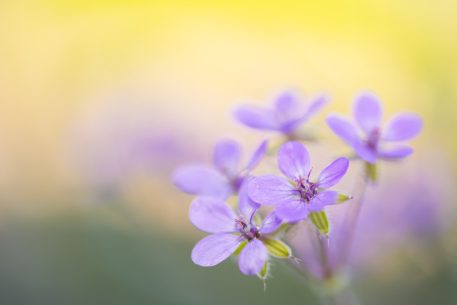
xmin=315 ymin=231 xmax=360 ymax=305
xmin=337 ymin=162 xmax=371 ymax=269
xmin=318 ymin=234 xmax=332 ymax=279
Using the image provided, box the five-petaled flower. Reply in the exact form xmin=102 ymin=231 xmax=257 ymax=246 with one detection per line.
xmin=190 ymin=183 xmax=289 ymax=276
xmin=326 ymin=92 xmax=422 ymax=164
xmin=234 ymin=90 xmax=329 ymax=136
xmin=248 ymin=141 xmax=350 ymax=223
xmin=173 ymin=139 xmax=268 ymax=199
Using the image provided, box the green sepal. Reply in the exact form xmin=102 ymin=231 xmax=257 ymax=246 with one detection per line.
xmin=257 ymin=261 xmax=269 ymax=280
xmin=337 ymin=193 xmax=352 ymax=203
xmin=263 ymin=238 xmax=291 ymax=258
xmin=233 ymin=241 xmax=247 ymax=256
xmin=309 ymin=211 xmax=330 ymax=236
xmin=365 ymin=162 xmax=377 ymax=183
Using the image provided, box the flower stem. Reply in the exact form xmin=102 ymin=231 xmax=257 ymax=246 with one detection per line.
xmin=318 ymin=234 xmax=332 ymax=279
xmin=337 ymin=162 xmax=371 ymax=268
xmin=312 ymin=230 xmax=360 ymax=305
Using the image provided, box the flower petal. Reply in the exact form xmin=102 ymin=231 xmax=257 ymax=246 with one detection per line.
xmin=238 ymin=178 xmax=260 ymax=221
xmin=191 ymin=233 xmax=242 ymax=267
xmin=278 ymin=141 xmax=311 ymax=179
xmin=238 ymin=239 xmax=268 ymax=275
xmin=274 ymin=91 xmax=302 ymax=119
xmin=274 ymin=91 xmax=307 ymax=134
xmin=172 ymin=165 xmax=231 ymax=198
xmin=302 ymin=94 xmax=330 ymax=121
xmin=189 ymin=197 xmax=237 ymax=233
xmin=248 ymin=175 xmax=296 ymax=206
xmin=326 ymin=114 xmax=359 ymax=145
xmin=353 ymin=92 xmax=383 ymax=134
xmin=318 ymin=157 xmax=349 ymax=188
xmin=260 ymin=212 xmax=283 ymax=234
xmin=279 ymin=94 xmax=330 ymax=134
xmin=353 ymin=141 xmax=377 ymax=164
xmin=244 ymin=140 xmax=268 ymax=172
xmin=378 ymin=145 xmax=414 ymax=160
xmin=275 ymin=200 xmax=309 ymax=222
xmin=213 ymin=139 xmax=242 ymax=177
xmin=382 ymin=113 xmax=423 ymax=141
xmin=308 ymin=190 xmax=339 ymax=212
xmin=234 ymin=105 xmax=278 ymax=131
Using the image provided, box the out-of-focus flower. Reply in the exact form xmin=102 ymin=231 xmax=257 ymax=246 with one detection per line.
xmin=326 ymin=92 xmax=422 ymax=164
xmin=69 ymin=98 xmax=203 ymax=201
xmin=348 ymin=158 xmax=453 ymax=265
xmin=189 ymin=191 xmax=289 ymax=277
xmin=173 ymin=139 xmax=268 ymax=199
xmin=248 ymin=141 xmax=350 ymax=223
xmin=234 ymin=90 xmax=329 ymax=136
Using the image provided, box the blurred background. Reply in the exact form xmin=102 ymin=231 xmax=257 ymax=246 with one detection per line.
xmin=0 ymin=1 xmax=456 ymax=304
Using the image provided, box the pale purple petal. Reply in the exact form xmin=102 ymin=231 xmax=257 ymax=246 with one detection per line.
xmin=274 ymin=91 xmax=302 ymax=118
xmin=302 ymin=94 xmax=330 ymax=122
xmin=260 ymin=212 xmax=282 ymax=234
xmin=378 ymin=146 xmax=413 ymax=160
xmin=382 ymin=113 xmax=423 ymax=141
xmin=277 ymin=94 xmax=329 ymax=134
xmin=279 ymin=119 xmax=303 ymax=134
xmin=353 ymin=92 xmax=383 ymax=134
xmin=189 ymin=197 xmax=237 ymax=233
xmin=274 ymin=91 xmax=308 ymax=134
xmin=191 ymin=233 xmax=242 ymax=267
xmin=353 ymin=141 xmax=377 ymax=164
xmin=275 ymin=200 xmax=309 ymax=222
xmin=213 ymin=139 xmax=242 ymax=177
xmin=281 ymin=96 xmax=328 ymax=134
xmin=238 ymin=239 xmax=267 ymax=275
xmin=248 ymin=175 xmax=296 ymax=206
xmin=326 ymin=114 xmax=359 ymax=145
xmin=234 ymin=105 xmax=278 ymax=131
xmin=244 ymin=140 xmax=268 ymax=172
xmin=318 ymin=157 xmax=349 ymax=189
xmin=278 ymin=141 xmax=311 ymax=179
xmin=173 ymin=165 xmax=231 ymax=198
xmin=308 ymin=191 xmax=339 ymax=212
xmin=238 ymin=178 xmax=260 ymax=221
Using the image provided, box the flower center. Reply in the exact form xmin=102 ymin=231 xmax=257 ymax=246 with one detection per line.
xmin=230 ymin=175 xmax=244 ymax=193
xmin=366 ymin=128 xmax=381 ymax=150
xmin=235 ymin=218 xmax=260 ymax=241
xmin=295 ymin=176 xmax=318 ymax=204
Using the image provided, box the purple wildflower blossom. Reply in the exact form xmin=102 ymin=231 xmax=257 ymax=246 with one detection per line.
xmin=234 ymin=90 xmax=329 ymax=136
xmin=189 ymin=185 xmax=283 ymax=275
xmin=248 ymin=141 xmax=349 ymax=222
xmin=326 ymin=92 xmax=423 ymax=164
xmin=173 ymin=139 xmax=268 ymax=198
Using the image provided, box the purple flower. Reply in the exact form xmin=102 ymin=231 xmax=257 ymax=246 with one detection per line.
xmin=326 ymin=92 xmax=423 ymax=164
xmin=189 ymin=189 xmax=285 ymax=276
xmin=173 ymin=139 xmax=268 ymax=198
xmin=234 ymin=90 xmax=329 ymax=136
xmin=248 ymin=141 xmax=349 ymax=222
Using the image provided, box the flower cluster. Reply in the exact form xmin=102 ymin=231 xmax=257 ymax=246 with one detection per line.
xmin=173 ymin=90 xmax=422 ymax=281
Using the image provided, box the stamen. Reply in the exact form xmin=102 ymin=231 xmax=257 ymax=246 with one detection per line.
xmin=367 ymin=128 xmax=381 ymax=150
xmin=236 ymin=217 xmax=260 ymax=241
xmin=295 ymin=174 xmax=318 ymax=204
